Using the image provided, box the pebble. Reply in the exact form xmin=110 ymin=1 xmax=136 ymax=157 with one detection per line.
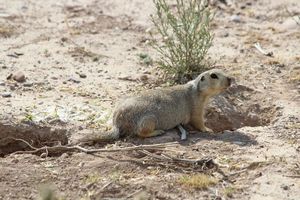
xmin=2 ymin=92 xmax=12 ymax=97
xmin=68 ymin=78 xmax=80 ymax=83
xmin=10 ymin=85 xmax=16 ymax=91
xmin=79 ymin=73 xmax=87 ymax=78
xmin=12 ymin=71 xmax=26 ymax=82
xmin=118 ymin=75 xmax=133 ymax=81
xmin=11 ymin=158 xmax=19 ymax=164
xmin=275 ymin=63 xmax=285 ymax=68
xmin=142 ymin=70 xmax=151 ymax=75
xmin=275 ymin=67 xmax=281 ymax=73
xmin=60 ymin=153 xmax=69 ymax=159
xmin=78 ymin=162 xmax=84 ymax=167
xmin=221 ymin=32 xmax=229 ymax=37
xmin=230 ymin=15 xmax=241 ymax=23
xmin=23 ymin=82 xmax=33 ymax=87
xmin=0 ymin=81 xmax=5 ymax=86
xmin=281 ymin=184 xmax=289 ymax=190
xmin=139 ymin=74 xmax=149 ymax=82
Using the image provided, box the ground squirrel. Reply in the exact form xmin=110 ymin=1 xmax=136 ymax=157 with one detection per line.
xmin=79 ymin=69 xmax=232 ymax=143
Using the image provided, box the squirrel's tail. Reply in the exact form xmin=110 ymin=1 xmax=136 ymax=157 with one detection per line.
xmin=75 ymin=127 xmax=120 ymax=144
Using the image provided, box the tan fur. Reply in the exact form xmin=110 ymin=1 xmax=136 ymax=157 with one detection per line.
xmin=79 ymin=69 xmax=232 ymax=143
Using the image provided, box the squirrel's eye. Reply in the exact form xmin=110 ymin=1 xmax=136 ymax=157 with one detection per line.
xmin=210 ymin=73 xmax=218 ymax=79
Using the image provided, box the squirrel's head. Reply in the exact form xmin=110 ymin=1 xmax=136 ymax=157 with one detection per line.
xmin=190 ymin=69 xmax=232 ymax=96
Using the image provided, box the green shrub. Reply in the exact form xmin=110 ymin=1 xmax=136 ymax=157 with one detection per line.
xmin=150 ymin=0 xmax=214 ymax=83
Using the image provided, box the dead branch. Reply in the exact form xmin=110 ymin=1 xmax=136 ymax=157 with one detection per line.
xmin=137 ymin=149 xmax=217 ymax=171
xmin=7 ymin=137 xmax=178 ymax=156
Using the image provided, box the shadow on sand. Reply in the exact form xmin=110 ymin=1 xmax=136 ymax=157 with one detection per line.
xmin=129 ymin=128 xmax=258 ymax=147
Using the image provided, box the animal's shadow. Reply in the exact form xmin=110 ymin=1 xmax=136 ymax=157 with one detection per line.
xmin=128 ymin=128 xmax=258 ymax=147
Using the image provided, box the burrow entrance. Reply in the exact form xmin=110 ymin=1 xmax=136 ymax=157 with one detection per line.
xmin=206 ymin=84 xmax=278 ymax=132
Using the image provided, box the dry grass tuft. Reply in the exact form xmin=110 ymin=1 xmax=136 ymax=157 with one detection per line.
xmin=178 ymin=174 xmax=217 ymax=190
xmin=224 ymin=186 xmax=236 ymax=198
xmin=289 ymin=69 xmax=300 ymax=83
xmin=0 ymin=25 xmax=14 ymax=37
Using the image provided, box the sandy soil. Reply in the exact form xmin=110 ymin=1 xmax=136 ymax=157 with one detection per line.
xmin=0 ymin=0 xmax=299 ymax=199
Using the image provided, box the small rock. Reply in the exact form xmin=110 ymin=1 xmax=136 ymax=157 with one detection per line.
xmin=230 ymin=15 xmax=241 ymax=23
xmin=2 ymin=92 xmax=12 ymax=97
xmin=0 ymin=81 xmax=5 ymax=86
xmin=12 ymin=71 xmax=26 ymax=82
xmin=275 ymin=63 xmax=285 ymax=68
xmin=60 ymin=153 xmax=69 ymax=159
xmin=11 ymin=158 xmax=19 ymax=163
xmin=23 ymin=82 xmax=33 ymax=87
xmin=255 ymin=172 xmax=262 ymax=178
xmin=275 ymin=67 xmax=281 ymax=73
xmin=142 ymin=70 xmax=151 ymax=75
xmin=10 ymin=85 xmax=16 ymax=91
xmin=78 ymin=162 xmax=84 ymax=167
xmin=232 ymin=141 xmax=247 ymax=146
xmin=2 ymin=65 xmax=7 ymax=69
xmin=240 ymin=5 xmax=246 ymax=9
xmin=139 ymin=74 xmax=149 ymax=82
xmin=68 ymin=78 xmax=80 ymax=84
xmin=118 ymin=75 xmax=134 ymax=81
xmin=281 ymin=184 xmax=289 ymax=190
xmin=79 ymin=73 xmax=87 ymax=78
xmin=61 ymin=37 xmax=68 ymax=42
xmin=221 ymin=32 xmax=229 ymax=37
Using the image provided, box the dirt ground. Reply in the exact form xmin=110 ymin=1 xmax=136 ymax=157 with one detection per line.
xmin=0 ymin=0 xmax=299 ymax=199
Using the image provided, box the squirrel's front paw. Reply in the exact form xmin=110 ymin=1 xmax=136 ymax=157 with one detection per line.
xmin=201 ymin=126 xmax=213 ymax=133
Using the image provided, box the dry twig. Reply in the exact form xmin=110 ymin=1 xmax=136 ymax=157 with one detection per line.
xmin=6 ymin=137 xmax=178 ymax=156
xmin=136 ymin=149 xmax=217 ymax=172
xmin=283 ymin=175 xmax=300 ymax=178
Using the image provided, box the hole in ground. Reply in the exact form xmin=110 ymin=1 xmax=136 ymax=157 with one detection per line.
xmin=0 ymin=122 xmax=68 ymax=157
xmin=206 ymin=84 xmax=279 ymax=132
